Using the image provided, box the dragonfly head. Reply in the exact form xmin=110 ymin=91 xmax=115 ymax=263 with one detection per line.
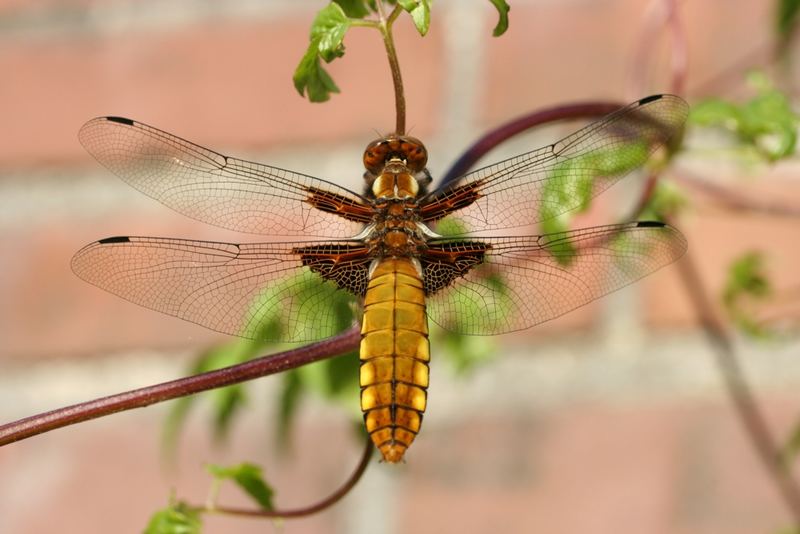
xmin=363 ymin=135 xmax=428 ymax=175
xmin=363 ymin=135 xmax=430 ymax=199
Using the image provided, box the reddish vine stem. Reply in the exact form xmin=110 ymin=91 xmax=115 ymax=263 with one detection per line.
xmin=0 ymin=326 xmax=361 ymax=446
xmin=205 ymin=435 xmax=374 ymax=519
xmin=437 ymin=101 xmax=623 ymax=189
xmin=671 ymin=240 xmax=800 ymax=522
xmin=437 ymin=94 xmax=800 ymax=521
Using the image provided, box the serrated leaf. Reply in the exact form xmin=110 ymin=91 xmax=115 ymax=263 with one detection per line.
xmin=208 ymin=463 xmax=275 ymax=511
xmin=334 ymin=0 xmax=370 ymax=18
xmin=487 ymin=0 xmax=511 ymax=36
xmin=398 ymin=0 xmax=430 ymax=36
xmin=311 ymin=3 xmax=351 ymax=61
xmin=293 ymin=3 xmax=352 ymax=102
xmin=144 ymin=502 xmax=202 ymax=534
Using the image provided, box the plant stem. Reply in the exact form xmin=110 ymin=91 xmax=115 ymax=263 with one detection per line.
xmin=672 ymin=241 xmax=800 ymax=522
xmin=377 ymin=3 xmax=406 ymax=135
xmin=205 ymin=436 xmax=374 ymax=519
xmin=0 ymin=326 xmax=360 ymax=446
xmin=437 ymin=101 xmax=624 ymax=189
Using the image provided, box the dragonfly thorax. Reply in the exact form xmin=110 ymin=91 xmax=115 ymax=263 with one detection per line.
xmin=363 ymin=135 xmax=430 ymax=199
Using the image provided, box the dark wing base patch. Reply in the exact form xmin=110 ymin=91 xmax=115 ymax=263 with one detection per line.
xmin=293 ymin=243 xmax=372 ymax=296
xmin=421 ymin=241 xmax=491 ymax=294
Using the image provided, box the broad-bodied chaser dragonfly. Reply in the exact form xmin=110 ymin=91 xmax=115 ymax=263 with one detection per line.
xmin=72 ymin=94 xmax=688 ymax=462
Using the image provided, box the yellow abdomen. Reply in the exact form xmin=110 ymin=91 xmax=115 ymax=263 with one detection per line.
xmin=360 ymin=258 xmax=430 ymax=463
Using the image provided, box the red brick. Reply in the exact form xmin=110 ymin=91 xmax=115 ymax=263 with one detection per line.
xmin=0 ymin=12 xmax=443 ymax=168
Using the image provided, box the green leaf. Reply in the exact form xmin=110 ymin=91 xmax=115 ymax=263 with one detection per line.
xmin=334 ymin=0 xmax=371 ymax=18
xmin=277 ymin=369 xmax=304 ymax=450
xmin=434 ymin=325 xmax=495 ymax=376
xmin=311 ymin=3 xmax=351 ymax=61
xmin=211 ymin=384 xmax=246 ymax=444
xmin=722 ymin=252 xmax=773 ymax=338
xmin=208 ymin=463 xmax=275 ymax=511
xmin=777 ymin=0 xmax=800 ymax=39
xmin=144 ymin=501 xmax=202 ymax=534
xmin=398 ymin=0 xmax=430 ymax=36
xmin=639 ymin=181 xmax=688 ymax=221
xmin=540 ymin=140 xmax=648 ymax=265
xmin=293 ymin=3 xmax=352 ymax=102
xmin=293 ymin=44 xmax=341 ymax=102
xmin=487 ymin=0 xmax=511 ymax=36
xmin=248 ymin=268 xmax=356 ymax=341
xmin=689 ymin=78 xmax=800 ymax=162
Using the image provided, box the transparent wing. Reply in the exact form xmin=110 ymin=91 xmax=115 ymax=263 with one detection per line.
xmin=79 ymin=117 xmax=370 ymax=238
xmin=424 ymin=95 xmax=689 ymax=234
xmin=425 ymin=222 xmax=687 ymax=335
xmin=71 ymin=236 xmax=370 ymax=342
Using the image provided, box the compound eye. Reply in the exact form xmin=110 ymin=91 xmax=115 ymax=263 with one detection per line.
xmin=363 ymin=140 xmax=387 ymax=175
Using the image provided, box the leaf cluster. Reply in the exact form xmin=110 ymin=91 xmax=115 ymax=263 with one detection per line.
xmin=690 ymin=72 xmax=800 ymax=162
xmin=293 ymin=0 xmax=510 ymax=102
xmin=722 ymin=251 xmax=773 ymax=338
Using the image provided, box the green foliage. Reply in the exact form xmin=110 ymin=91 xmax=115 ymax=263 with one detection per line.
xmin=398 ymin=0 xmax=431 ymax=35
xmin=540 ymin=141 xmax=649 ymax=265
xmin=488 ymin=0 xmax=511 ymax=36
xmin=294 ymin=1 xmax=510 ymax=102
xmin=334 ymin=0 xmax=370 ymax=18
xmin=722 ymin=251 xmax=773 ymax=338
xmin=639 ymin=181 xmax=688 ymax=221
xmin=780 ymin=419 xmax=800 ymax=470
xmin=162 ymin=340 xmax=262 ymax=457
xmin=207 ymin=463 xmax=275 ymax=511
xmin=690 ymin=73 xmax=799 ymax=161
xmin=777 ymin=0 xmax=800 ymax=40
xmin=144 ymin=501 xmax=202 ymax=534
xmin=293 ymin=3 xmax=349 ymax=102
xmin=433 ymin=325 xmax=496 ymax=376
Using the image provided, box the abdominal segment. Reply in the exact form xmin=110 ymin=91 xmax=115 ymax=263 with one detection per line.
xmin=360 ymin=258 xmax=430 ymax=463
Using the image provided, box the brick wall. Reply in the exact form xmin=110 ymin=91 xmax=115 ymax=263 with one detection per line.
xmin=1 ymin=1 xmax=800 ymax=533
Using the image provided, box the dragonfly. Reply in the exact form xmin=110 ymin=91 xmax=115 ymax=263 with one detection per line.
xmin=72 ymin=94 xmax=689 ymax=463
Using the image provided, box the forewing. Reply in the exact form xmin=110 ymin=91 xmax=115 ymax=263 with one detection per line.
xmin=424 ymin=95 xmax=689 ymax=234
xmin=79 ymin=117 xmax=370 ymax=238
xmin=71 ymin=237 xmax=370 ymax=342
xmin=425 ymin=222 xmax=687 ymax=335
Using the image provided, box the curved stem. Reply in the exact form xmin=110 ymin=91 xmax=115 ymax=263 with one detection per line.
xmin=378 ymin=3 xmax=406 ymax=135
xmin=0 ymin=326 xmax=361 ymax=447
xmin=671 ymin=241 xmax=800 ymax=522
xmin=437 ymin=100 xmax=624 ymax=189
xmin=206 ymin=435 xmax=374 ymax=519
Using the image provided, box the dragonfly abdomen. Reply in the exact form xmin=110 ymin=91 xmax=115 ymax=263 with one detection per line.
xmin=360 ymin=258 xmax=430 ymax=463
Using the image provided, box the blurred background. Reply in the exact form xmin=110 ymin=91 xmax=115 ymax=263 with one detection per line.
xmin=1 ymin=0 xmax=800 ymax=533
